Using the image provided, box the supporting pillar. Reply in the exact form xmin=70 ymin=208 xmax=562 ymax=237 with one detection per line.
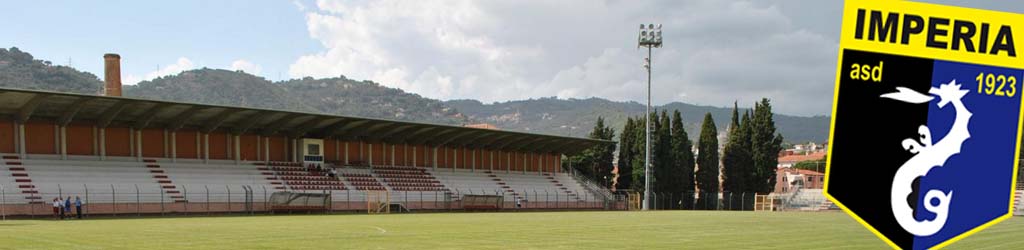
xmin=506 ymin=152 xmax=511 ymax=174
xmin=537 ymin=153 xmax=543 ymax=175
xmin=59 ymin=126 xmax=67 ymax=160
xmin=130 ymin=129 xmax=136 ymax=157
xmin=523 ymin=153 xmax=528 ymax=174
xmin=170 ymin=131 xmax=177 ymax=163
xmin=471 ymin=148 xmax=476 ymax=172
xmin=256 ymin=135 xmax=261 ymax=161
xmin=233 ymin=135 xmax=241 ymax=164
xmin=98 ymin=127 xmax=106 ymax=161
xmin=368 ymin=143 xmax=374 ymax=166
xmin=489 ymin=150 xmax=494 ymax=171
xmin=344 ymin=142 xmax=349 ymax=165
xmin=412 ymin=145 xmax=417 ymax=167
xmin=390 ymin=144 xmax=396 ymax=167
xmin=92 ymin=126 xmax=98 ymax=156
xmin=203 ymin=133 xmax=210 ymax=163
xmin=136 ymin=129 xmax=143 ymax=162
xmin=16 ymin=123 xmax=25 ymax=159
xmin=195 ymin=132 xmax=200 ymax=160
xmin=432 ymin=147 xmax=438 ymax=170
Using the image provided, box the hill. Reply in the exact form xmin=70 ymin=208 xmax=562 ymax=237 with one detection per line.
xmin=278 ymin=77 xmax=466 ymax=124
xmin=124 ymin=69 xmax=469 ymax=125
xmin=124 ymin=69 xmax=315 ymax=112
xmin=445 ymin=98 xmax=830 ymax=143
xmin=0 ymin=47 xmax=103 ymax=94
xmin=0 ymin=47 xmax=828 ymax=143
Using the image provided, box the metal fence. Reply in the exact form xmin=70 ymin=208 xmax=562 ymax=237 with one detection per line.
xmin=0 ymin=184 xmax=628 ymax=218
xmin=635 ymin=192 xmax=760 ymax=211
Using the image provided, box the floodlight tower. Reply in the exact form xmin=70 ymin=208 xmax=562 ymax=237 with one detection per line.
xmin=638 ymin=24 xmax=662 ymax=211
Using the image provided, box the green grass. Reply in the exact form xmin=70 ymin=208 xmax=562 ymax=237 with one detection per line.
xmin=0 ymin=211 xmax=1020 ymax=249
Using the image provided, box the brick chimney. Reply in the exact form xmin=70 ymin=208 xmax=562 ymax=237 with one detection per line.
xmin=103 ymin=53 xmax=122 ymax=97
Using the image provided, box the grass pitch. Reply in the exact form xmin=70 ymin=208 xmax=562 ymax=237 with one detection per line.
xmin=0 ymin=211 xmax=1020 ymax=249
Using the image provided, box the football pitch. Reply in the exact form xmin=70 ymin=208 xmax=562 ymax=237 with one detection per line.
xmin=0 ymin=211 xmax=1020 ymax=249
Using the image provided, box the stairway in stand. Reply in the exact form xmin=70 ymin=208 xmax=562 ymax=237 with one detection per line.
xmin=484 ymin=170 xmax=519 ymax=201
xmin=545 ymin=173 xmax=582 ymax=201
xmin=254 ymin=163 xmax=288 ymax=191
xmin=4 ymin=156 xmax=42 ymax=204
xmin=259 ymin=162 xmax=346 ymax=191
xmin=143 ymin=159 xmax=187 ymax=203
xmin=818 ymin=199 xmax=838 ymax=211
xmin=1014 ymin=187 xmax=1023 ymax=215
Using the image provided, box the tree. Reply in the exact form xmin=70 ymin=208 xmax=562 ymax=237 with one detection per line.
xmin=721 ymin=103 xmax=756 ymax=210
xmin=653 ymin=111 xmax=673 ymax=194
xmin=590 ymin=117 xmax=616 ymax=183
xmin=565 ymin=116 xmax=616 ymax=183
xmin=616 ymin=118 xmax=636 ymax=190
xmin=739 ymin=111 xmax=758 ymax=193
xmin=792 ymin=156 xmax=827 ymax=173
xmin=721 ymin=102 xmax=756 ymax=193
xmin=750 ymin=99 xmax=785 ymax=194
xmin=630 ymin=115 xmax=649 ymax=192
xmin=670 ymin=110 xmax=696 ymax=209
xmin=695 ymin=113 xmax=719 ymax=209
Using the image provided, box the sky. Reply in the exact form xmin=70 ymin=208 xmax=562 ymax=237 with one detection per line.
xmin=3 ymin=0 xmax=1021 ymax=116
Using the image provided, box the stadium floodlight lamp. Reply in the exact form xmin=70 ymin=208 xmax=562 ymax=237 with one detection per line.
xmin=637 ymin=23 xmax=663 ymax=211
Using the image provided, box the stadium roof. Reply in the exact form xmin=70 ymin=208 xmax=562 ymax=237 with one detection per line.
xmin=0 ymin=87 xmax=611 ymax=155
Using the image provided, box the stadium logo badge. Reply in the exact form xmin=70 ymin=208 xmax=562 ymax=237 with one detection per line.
xmin=827 ymin=1 xmax=1023 ymax=249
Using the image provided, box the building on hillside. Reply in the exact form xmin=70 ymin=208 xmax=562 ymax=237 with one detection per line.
xmin=780 ymin=141 xmax=828 ymax=157
xmin=775 ymin=168 xmax=825 ymax=192
xmin=777 ymin=151 xmax=827 ymax=169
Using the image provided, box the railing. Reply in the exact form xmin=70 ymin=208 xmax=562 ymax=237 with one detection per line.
xmin=0 ymin=184 xmax=626 ymax=218
xmin=639 ymin=191 xmax=828 ymax=211
xmin=561 ymin=164 xmax=614 ymax=203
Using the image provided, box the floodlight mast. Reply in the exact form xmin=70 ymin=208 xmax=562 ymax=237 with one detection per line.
xmin=638 ymin=24 xmax=662 ymax=211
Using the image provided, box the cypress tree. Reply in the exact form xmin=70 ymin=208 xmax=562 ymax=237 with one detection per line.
xmin=750 ymin=99 xmax=784 ymax=194
xmin=670 ymin=110 xmax=695 ymax=209
xmin=695 ymin=113 xmax=719 ymax=209
xmin=630 ymin=115 xmax=649 ymax=192
xmin=654 ymin=111 xmax=673 ymax=195
xmin=721 ymin=103 xmax=742 ymax=194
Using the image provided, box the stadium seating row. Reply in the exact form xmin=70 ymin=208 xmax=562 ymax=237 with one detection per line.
xmin=0 ymin=156 xmax=598 ymax=206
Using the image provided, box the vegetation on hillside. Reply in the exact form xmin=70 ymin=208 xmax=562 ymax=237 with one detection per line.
xmin=0 ymin=47 xmax=103 ymax=94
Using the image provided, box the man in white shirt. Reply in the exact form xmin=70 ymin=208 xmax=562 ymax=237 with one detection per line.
xmin=52 ymin=198 xmax=61 ymax=220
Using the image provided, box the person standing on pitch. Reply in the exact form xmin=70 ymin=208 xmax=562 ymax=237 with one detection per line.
xmin=57 ymin=197 xmax=65 ymax=220
xmin=52 ymin=198 xmax=60 ymax=220
xmin=64 ymin=196 xmax=72 ymax=220
xmin=75 ymin=196 xmax=83 ymax=219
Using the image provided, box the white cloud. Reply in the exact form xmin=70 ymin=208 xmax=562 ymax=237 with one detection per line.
xmin=229 ymin=59 xmax=262 ymax=75
xmin=123 ymin=57 xmax=195 ymax=85
xmin=289 ymin=0 xmax=841 ymax=116
xmin=291 ymin=0 xmax=307 ymax=11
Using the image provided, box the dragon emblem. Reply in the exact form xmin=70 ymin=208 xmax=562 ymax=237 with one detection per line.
xmin=880 ymin=80 xmax=972 ymax=236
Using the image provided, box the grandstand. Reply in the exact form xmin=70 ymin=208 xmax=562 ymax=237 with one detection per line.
xmin=0 ymin=54 xmax=612 ymax=216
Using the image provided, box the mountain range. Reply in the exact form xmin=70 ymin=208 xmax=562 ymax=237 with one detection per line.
xmin=0 ymin=47 xmax=830 ymax=143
